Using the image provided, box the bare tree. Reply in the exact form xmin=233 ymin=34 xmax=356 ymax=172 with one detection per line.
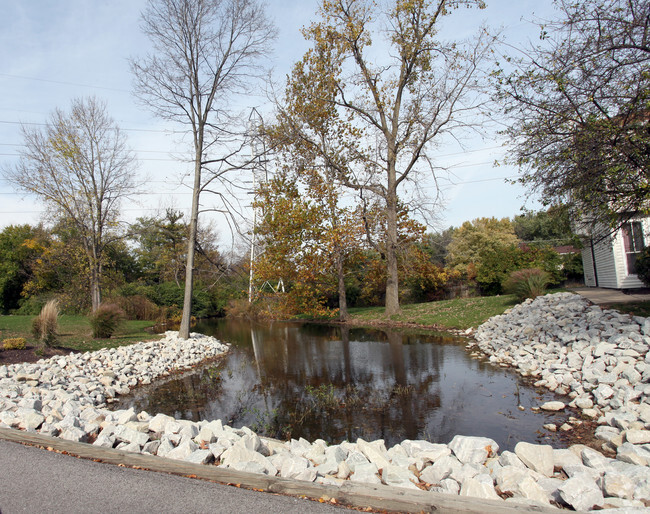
xmin=6 ymin=96 xmax=137 ymax=311
xmin=131 ymin=0 xmax=276 ymax=338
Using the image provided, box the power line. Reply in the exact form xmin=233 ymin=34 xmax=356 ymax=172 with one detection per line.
xmin=0 ymin=73 xmax=130 ymax=93
xmin=0 ymin=119 xmax=184 ymax=135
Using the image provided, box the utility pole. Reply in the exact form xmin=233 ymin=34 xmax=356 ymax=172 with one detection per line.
xmin=248 ymin=108 xmax=267 ymax=302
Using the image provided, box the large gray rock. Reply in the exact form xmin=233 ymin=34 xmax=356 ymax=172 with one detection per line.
xmin=494 ymin=466 xmax=531 ymax=495
xmin=185 ymin=449 xmax=214 ymax=465
xmin=420 ymin=455 xmax=462 ymax=485
xmin=114 ymin=407 xmax=138 ymax=425
xmin=625 ymin=429 xmax=650 ymax=445
xmin=632 ymin=477 xmax=650 ymax=502
xmin=156 ymin=437 xmax=175 ymax=457
xmin=113 ymin=425 xmax=150 ymax=447
xmin=315 ymin=458 xmax=339 ymax=476
xmin=220 ymin=443 xmax=276 ymax=475
xmin=617 ymin=443 xmax=650 ymax=466
xmin=142 ymin=440 xmax=161 ymax=455
xmin=448 ymin=435 xmax=498 ymax=465
xmin=356 ymin=438 xmax=390 ymax=470
xmin=93 ymin=432 xmax=116 ymax=448
xmin=59 ymin=426 xmax=87 ymax=443
xmin=148 ymin=413 xmax=176 ymax=433
xmin=16 ymin=408 xmax=45 ymax=430
xmin=324 ymin=445 xmax=347 ymax=463
xmin=459 ymin=473 xmax=500 ymax=501
xmin=280 ymin=455 xmax=310 ymax=479
xmin=581 ymin=447 xmax=613 ymax=472
xmin=166 ymin=440 xmax=198 ymax=461
xmin=558 ymin=475 xmax=604 ymax=511
xmin=350 ymin=462 xmax=380 ymax=485
xmin=381 ymin=464 xmax=419 ymax=490
xmin=432 ymin=478 xmax=460 ymax=495
xmin=401 ymin=439 xmax=448 ymax=460
xmin=552 ymin=448 xmax=582 ymax=470
xmin=498 ymin=450 xmax=526 ymax=469
xmin=294 ymin=467 xmax=317 ymax=483
xmin=540 ymin=401 xmax=565 ymax=411
xmin=336 ymin=460 xmax=351 ymax=479
xmin=344 ymin=450 xmax=370 ymax=472
xmin=602 ymin=471 xmax=636 ymax=499
xmin=514 ymin=442 xmax=554 ymax=477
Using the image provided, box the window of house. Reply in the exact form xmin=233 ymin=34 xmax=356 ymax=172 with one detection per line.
xmin=622 ymin=221 xmax=645 ymax=274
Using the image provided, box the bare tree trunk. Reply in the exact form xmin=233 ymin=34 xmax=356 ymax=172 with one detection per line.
xmin=179 ymin=152 xmax=202 ymax=339
xmin=87 ymin=242 xmax=102 ymax=312
xmin=336 ymin=249 xmax=348 ymax=321
xmin=385 ymin=167 xmax=400 ymax=316
xmin=90 ymin=263 xmax=102 ymax=312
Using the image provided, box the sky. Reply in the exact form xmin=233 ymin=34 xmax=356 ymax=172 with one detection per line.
xmin=0 ymin=0 xmax=560 ymax=247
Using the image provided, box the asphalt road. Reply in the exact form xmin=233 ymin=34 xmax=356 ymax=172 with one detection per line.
xmin=0 ymin=440 xmax=348 ymax=513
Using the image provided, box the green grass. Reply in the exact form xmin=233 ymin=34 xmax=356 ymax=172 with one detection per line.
xmin=347 ymin=294 xmax=519 ymax=330
xmin=603 ymin=301 xmax=650 ymax=318
xmin=0 ymin=315 xmax=162 ymax=352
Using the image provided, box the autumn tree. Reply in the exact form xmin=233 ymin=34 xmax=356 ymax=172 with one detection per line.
xmin=266 ymin=66 xmax=363 ymax=319
xmin=0 ymin=225 xmax=49 ymax=313
xmin=253 ymin=170 xmax=362 ymax=318
xmin=496 ymin=0 xmax=650 ymax=232
xmin=6 ymin=97 xmax=138 ymax=311
xmin=278 ymin=0 xmax=493 ymax=315
xmin=131 ymin=0 xmax=276 ymax=338
xmin=446 ymin=217 xmax=520 ymax=293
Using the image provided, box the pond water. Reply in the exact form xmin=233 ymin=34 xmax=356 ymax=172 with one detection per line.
xmin=116 ymin=319 xmax=574 ymax=452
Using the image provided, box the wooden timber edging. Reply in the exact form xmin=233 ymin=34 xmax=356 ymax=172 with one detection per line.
xmin=0 ymin=427 xmax=563 ymax=514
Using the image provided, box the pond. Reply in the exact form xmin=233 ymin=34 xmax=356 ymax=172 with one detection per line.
xmin=115 ymin=319 xmax=573 ymax=452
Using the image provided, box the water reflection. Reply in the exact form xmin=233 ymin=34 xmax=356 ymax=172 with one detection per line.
xmin=116 ymin=319 xmax=571 ymax=451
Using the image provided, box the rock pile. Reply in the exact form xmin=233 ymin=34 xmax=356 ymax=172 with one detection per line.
xmin=2 ymin=297 xmax=650 ymax=511
xmin=473 ymin=292 xmax=650 ymax=510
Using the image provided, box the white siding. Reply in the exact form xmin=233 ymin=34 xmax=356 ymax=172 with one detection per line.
xmin=592 ymin=234 xmax=619 ymax=288
xmin=583 ymin=216 xmax=650 ymax=289
xmin=581 ymin=247 xmax=596 ymax=287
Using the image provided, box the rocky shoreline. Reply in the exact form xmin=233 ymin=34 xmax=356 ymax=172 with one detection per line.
xmin=1 ymin=294 xmax=649 ymax=511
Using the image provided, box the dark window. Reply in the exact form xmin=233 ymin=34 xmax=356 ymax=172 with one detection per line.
xmin=622 ymin=221 xmax=645 ymax=274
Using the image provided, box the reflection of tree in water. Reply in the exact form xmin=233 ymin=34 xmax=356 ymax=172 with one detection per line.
xmin=227 ymin=326 xmax=446 ymax=444
xmin=120 ymin=365 xmax=226 ymax=421
xmin=114 ymin=319 xmax=565 ymax=450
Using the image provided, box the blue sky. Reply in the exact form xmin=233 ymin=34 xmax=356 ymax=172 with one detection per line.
xmin=0 ymin=0 xmax=558 ymax=243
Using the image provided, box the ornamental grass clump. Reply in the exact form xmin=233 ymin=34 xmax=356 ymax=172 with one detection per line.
xmin=32 ymin=299 xmax=59 ymax=347
xmin=503 ymin=268 xmax=550 ymax=302
xmin=90 ymin=303 xmax=125 ymax=338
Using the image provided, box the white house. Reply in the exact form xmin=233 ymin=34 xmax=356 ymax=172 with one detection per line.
xmin=581 ymin=217 xmax=650 ymax=289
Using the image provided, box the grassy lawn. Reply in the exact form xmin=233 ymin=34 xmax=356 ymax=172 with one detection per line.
xmin=0 ymin=315 xmax=162 ymax=352
xmin=603 ymin=301 xmax=650 ymax=318
xmin=348 ymin=294 xmax=519 ymax=330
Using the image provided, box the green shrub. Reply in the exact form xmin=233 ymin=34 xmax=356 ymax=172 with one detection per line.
xmin=89 ymin=303 xmax=125 ymax=338
xmin=3 ymin=337 xmax=27 ymax=350
xmin=32 ymin=299 xmax=59 ymax=347
xmin=109 ymin=294 xmax=161 ymax=321
xmin=503 ymin=268 xmax=550 ymax=302
xmin=14 ymin=296 xmax=45 ymax=315
xmin=636 ymin=247 xmax=650 ymax=286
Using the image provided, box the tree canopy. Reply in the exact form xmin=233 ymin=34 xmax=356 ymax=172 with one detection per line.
xmin=273 ymin=0 xmax=493 ymax=315
xmin=6 ymin=97 xmax=138 ymax=311
xmin=497 ymin=0 xmax=650 ymax=232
